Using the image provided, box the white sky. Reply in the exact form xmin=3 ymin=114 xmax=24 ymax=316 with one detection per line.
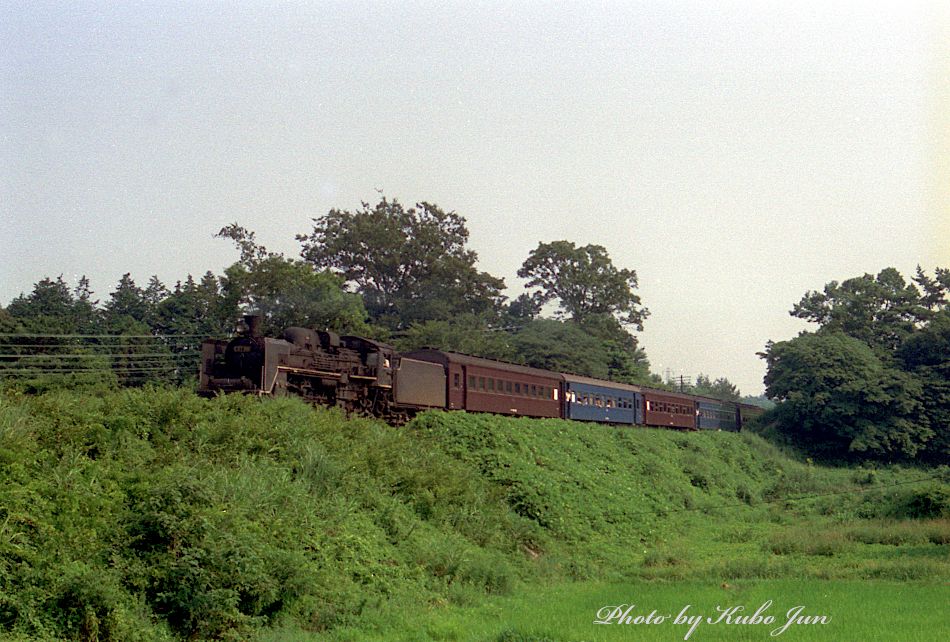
xmin=2 ymin=1 xmax=948 ymax=394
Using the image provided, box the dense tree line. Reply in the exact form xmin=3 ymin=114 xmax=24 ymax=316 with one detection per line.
xmin=762 ymin=267 xmax=950 ymax=463
xmin=2 ymin=197 xmax=680 ymax=391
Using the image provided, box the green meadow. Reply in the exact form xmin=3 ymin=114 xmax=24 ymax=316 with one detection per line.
xmin=0 ymin=388 xmax=947 ymax=641
xmin=316 ymin=580 xmax=947 ymax=642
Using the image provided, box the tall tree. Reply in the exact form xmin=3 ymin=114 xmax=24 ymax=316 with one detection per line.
xmin=217 ymin=224 xmax=369 ymax=335
xmin=693 ymin=373 xmax=741 ymax=402
xmin=152 ymin=274 xmax=234 ymax=340
xmin=6 ymin=276 xmax=100 ymax=333
xmin=897 ymin=309 xmax=950 ymax=462
xmin=912 ymin=266 xmax=950 ymax=311
xmin=790 ymin=268 xmax=932 ymax=353
xmin=297 ymin=197 xmax=505 ymax=329
xmin=763 ymin=332 xmax=931 ymax=460
xmin=103 ymin=273 xmax=149 ymax=328
xmin=510 ymin=318 xmax=614 ymax=379
xmin=393 ymin=315 xmax=514 ymax=360
xmin=517 ymin=241 xmax=649 ymax=330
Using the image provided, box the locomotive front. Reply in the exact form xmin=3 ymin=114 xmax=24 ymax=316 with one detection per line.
xmin=198 ymin=315 xmax=268 ymax=394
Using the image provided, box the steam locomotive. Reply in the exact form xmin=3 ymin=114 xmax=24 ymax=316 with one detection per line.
xmin=198 ymin=315 xmax=764 ymax=430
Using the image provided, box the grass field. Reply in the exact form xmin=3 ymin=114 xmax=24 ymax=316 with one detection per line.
xmin=0 ymin=388 xmax=946 ymax=641
xmin=312 ymin=579 xmax=950 ymax=642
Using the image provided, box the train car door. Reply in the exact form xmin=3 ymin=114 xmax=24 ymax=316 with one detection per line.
xmin=448 ymin=362 xmax=464 ymax=410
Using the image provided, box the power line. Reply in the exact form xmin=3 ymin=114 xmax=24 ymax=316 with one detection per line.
xmin=0 ymin=357 xmax=188 ymax=372
xmin=0 ymin=352 xmax=198 ymax=359
xmin=0 ymin=366 xmax=183 ymax=375
xmin=0 ymin=333 xmax=211 ymax=339
xmin=0 ymin=343 xmax=202 ymax=349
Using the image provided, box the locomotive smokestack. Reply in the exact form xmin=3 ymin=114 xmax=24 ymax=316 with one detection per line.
xmin=244 ymin=314 xmax=262 ymax=338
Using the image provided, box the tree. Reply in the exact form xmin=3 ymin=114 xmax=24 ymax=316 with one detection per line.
xmin=693 ymin=374 xmax=741 ymax=402
xmin=502 ymin=293 xmax=542 ymax=327
xmin=297 ymin=197 xmax=506 ymax=329
xmin=6 ymin=276 xmax=99 ymax=334
xmin=912 ymin=266 xmax=950 ymax=311
xmin=898 ymin=309 xmax=950 ymax=462
xmin=152 ymin=274 xmax=234 ymax=341
xmin=221 ymin=258 xmax=369 ymax=336
xmin=790 ymin=268 xmax=934 ymax=353
xmin=517 ymin=241 xmax=649 ymax=330
xmin=393 ymin=315 xmax=514 ymax=360
xmin=103 ymin=273 xmax=149 ymax=328
xmin=3 ymin=277 xmax=110 ymax=388
xmin=573 ymin=313 xmax=652 ymax=384
xmin=217 ymin=224 xmax=369 ymax=336
xmin=510 ymin=319 xmax=615 ymax=379
xmin=763 ymin=332 xmax=931 ymax=460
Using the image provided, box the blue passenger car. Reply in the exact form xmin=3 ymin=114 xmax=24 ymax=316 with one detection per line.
xmin=696 ymin=397 xmax=739 ymax=431
xmin=561 ymin=374 xmax=643 ymax=425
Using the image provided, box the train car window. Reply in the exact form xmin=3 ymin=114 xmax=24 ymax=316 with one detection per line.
xmin=453 ymin=373 xmax=461 ymax=389
xmin=506 ymin=380 xmax=512 ymax=393
xmin=488 ymin=378 xmax=495 ymax=392
xmin=514 ymin=382 xmax=521 ymax=394
xmin=478 ymin=376 xmax=485 ymax=390
xmin=469 ymin=375 xmax=476 ymax=389
xmin=530 ymin=384 xmax=537 ymax=397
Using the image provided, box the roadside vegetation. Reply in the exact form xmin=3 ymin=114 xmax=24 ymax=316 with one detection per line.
xmin=1 ymin=388 xmax=946 ymax=641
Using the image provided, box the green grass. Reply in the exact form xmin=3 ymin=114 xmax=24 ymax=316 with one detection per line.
xmin=312 ymin=580 xmax=950 ymax=642
xmin=0 ymin=388 xmax=946 ymax=641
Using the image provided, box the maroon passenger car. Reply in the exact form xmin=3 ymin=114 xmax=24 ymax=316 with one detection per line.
xmin=642 ymin=389 xmax=697 ymax=429
xmin=401 ymin=349 xmax=562 ymax=418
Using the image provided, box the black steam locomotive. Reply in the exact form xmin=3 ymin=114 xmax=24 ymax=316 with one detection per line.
xmin=198 ymin=315 xmax=446 ymax=422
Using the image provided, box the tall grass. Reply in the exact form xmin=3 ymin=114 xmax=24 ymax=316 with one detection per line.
xmin=0 ymin=390 xmax=946 ymax=640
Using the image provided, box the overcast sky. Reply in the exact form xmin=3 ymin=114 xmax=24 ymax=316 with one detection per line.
xmin=2 ymin=1 xmax=947 ymax=394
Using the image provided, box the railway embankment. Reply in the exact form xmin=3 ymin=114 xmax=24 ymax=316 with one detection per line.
xmin=0 ymin=388 xmax=946 ymax=641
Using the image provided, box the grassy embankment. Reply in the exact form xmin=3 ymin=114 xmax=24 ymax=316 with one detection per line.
xmin=0 ymin=388 xmax=947 ymax=641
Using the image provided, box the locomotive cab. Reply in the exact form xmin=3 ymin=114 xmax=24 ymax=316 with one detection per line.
xmin=341 ymin=335 xmax=395 ymax=387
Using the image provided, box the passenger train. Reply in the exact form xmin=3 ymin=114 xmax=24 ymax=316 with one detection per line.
xmin=198 ymin=315 xmax=764 ymax=430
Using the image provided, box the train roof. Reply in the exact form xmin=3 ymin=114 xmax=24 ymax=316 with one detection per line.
xmin=560 ymin=372 xmax=643 ymax=392
xmin=692 ymin=394 xmax=739 ymax=406
xmin=402 ymin=348 xmax=565 ymax=380
xmin=638 ymin=386 xmax=700 ymax=402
